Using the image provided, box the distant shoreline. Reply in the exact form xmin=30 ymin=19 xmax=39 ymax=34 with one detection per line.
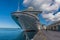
xmin=0 ymin=28 xmax=21 ymax=30
xmin=0 ymin=28 xmax=21 ymax=29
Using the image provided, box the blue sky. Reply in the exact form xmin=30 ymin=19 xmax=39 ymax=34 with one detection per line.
xmin=0 ymin=0 xmax=49 ymax=28
xmin=0 ymin=0 xmax=22 ymax=28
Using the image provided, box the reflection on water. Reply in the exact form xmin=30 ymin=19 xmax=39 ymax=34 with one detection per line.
xmin=0 ymin=28 xmax=25 ymax=40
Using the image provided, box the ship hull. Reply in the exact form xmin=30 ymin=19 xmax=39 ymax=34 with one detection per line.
xmin=11 ymin=12 xmax=41 ymax=39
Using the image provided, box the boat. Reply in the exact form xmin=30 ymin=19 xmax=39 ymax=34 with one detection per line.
xmin=11 ymin=3 xmax=42 ymax=40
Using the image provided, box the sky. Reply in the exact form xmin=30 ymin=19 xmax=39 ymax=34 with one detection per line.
xmin=0 ymin=0 xmax=60 ymax=28
xmin=0 ymin=0 xmax=23 ymax=28
xmin=23 ymin=0 xmax=60 ymax=25
xmin=20 ymin=0 xmax=50 ymax=25
xmin=0 ymin=0 xmax=46 ymax=28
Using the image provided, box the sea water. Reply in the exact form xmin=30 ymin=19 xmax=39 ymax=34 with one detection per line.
xmin=0 ymin=28 xmax=25 ymax=40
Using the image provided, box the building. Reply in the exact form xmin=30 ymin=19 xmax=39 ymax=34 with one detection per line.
xmin=47 ymin=21 xmax=60 ymax=31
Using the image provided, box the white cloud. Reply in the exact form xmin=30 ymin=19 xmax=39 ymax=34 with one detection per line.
xmin=54 ymin=12 xmax=60 ymax=21
xmin=23 ymin=0 xmax=59 ymax=12
xmin=40 ymin=3 xmax=59 ymax=12
xmin=42 ymin=13 xmax=55 ymax=21
xmin=23 ymin=0 xmax=54 ymax=9
xmin=23 ymin=0 xmax=60 ymax=23
xmin=55 ymin=0 xmax=60 ymax=7
xmin=23 ymin=0 xmax=28 ymax=3
xmin=42 ymin=12 xmax=60 ymax=21
xmin=23 ymin=0 xmax=32 ymax=6
xmin=32 ymin=0 xmax=54 ymax=6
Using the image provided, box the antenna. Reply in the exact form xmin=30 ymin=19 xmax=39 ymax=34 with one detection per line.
xmin=17 ymin=0 xmax=20 ymax=12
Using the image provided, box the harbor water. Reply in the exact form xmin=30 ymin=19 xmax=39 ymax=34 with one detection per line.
xmin=0 ymin=28 xmax=25 ymax=40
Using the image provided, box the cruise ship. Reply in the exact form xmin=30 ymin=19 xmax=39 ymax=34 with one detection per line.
xmin=11 ymin=3 xmax=42 ymax=40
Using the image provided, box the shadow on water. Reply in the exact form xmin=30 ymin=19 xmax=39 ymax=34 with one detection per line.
xmin=15 ymin=31 xmax=37 ymax=40
xmin=15 ymin=31 xmax=26 ymax=40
